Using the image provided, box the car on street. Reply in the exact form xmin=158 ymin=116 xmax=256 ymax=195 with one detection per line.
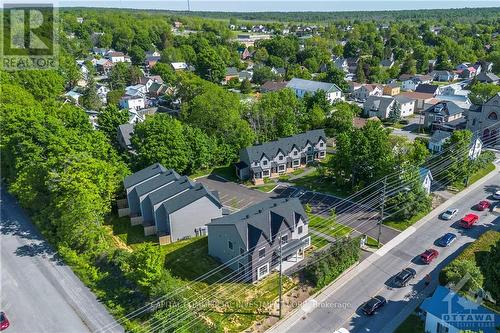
xmin=441 ymin=208 xmax=458 ymax=220
xmin=438 ymin=233 xmax=457 ymax=247
xmin=459 ymin=213 xmax=479 ymax=229
xmin=0 ymin=312 xmax=9 ymax=331
xmin=420 ymin=249 xmax=439 ymax=264
xmin=493 ymin=191 xmax=500 ymax=200
xmin=477 ymin=200 xmax=491 ymax=211
xmin=361 ymin=296 xmax=387 ymax=315
xmin=393 ymin=268 xmax=417 ymax=287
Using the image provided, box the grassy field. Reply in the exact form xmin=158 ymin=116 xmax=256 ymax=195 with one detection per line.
xmin=308 ymin=213 xmax=352 ymax=238
xmin=291 ymin=169 xmax=349 ymax=198
xmin=190 ymin=164 xmax=239 ymax=182
xmin=395 ymin=313 xmax=424 ymax=333
xmin=104 ymin=214 xmax=157 ymax=247
xmin=383 ymin=209 xmax=431 ymax=231
xmin=468 ymin=162 xmax=496 ymax=186
xmin=251 ymin=184 xmax=278 ymax=193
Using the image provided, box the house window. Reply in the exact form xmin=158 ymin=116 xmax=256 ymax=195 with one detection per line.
xmin=279 ymin=155 xmax=283 ymax=161
xmin=228 ymin=241 xmax=233 ymax=250
xmin=298 ymin=226 xmax=303 ymax=234
xmin=278 ymin=164 xmax=286 ymax=172
xmin=281 ymin=234 xmax=288 ymax=245
xmin=319 ymin=142 xmax=324 ymax=147
xmin=293 ymin=150 xmax=298 ymax=156
xmin=302 ymin=236 xmax=311 ymax=248
xmin=319 ymin=151 xmax=326 ymax=157
xmin=436 ymin=322 xmax=449 ymax=333
xmin=293 ymin=159 xmax=300 ymax=167
xmin=263 ymin=170 xmax=270 ymax=177
xmin=258 ymin=248 xmax=266 ymax=260
xmin=307 ymin=146 xmax=312 ymax=151
xmin=257 ymin=263 xmax=270 ymax=280
xmin=263 ymin=160 xmax=268 ymax=166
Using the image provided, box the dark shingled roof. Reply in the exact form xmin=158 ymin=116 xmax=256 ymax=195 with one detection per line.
xmin=240 ymin=129 xmax=326 ymax=164
xmin=430 ymin=130 xmax=452 ymax=143
xmin=123 ymin=163 xmax=166 ymax=189
xmin=286 ymin=78 xmax=341 ymax=93
xmin=118 ymin=123 xmax=134 ymax=147
xmin=133 ymin=170 xmax=181 ymax=198
xmin=146 ymin=176 xmax=195 ymax=207
xmin=425 ymin=101 xmax=463 ymax=117
xmin=364 ymin=95 xmax=394 ymax=112
xmin=415 ymin=84 xmax=439 ymax=94
xmin=208 ymin=198 xmax=306 ymax=249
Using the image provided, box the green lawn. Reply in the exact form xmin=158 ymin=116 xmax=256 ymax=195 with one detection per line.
xmin=468 ymin=162 xmax=495 ymax=186
xmin=251 ymin=184 xmax=277 ymax=193
xmin=395 ymin=313 xmax=424 ymax=333
xmin=308 ymin=213 xmax=352 ymax=238
xmin=190 ymin=164 xmax=239 ymax=182
xmin=291 ymin=170 xmax=349 ymax=198
xmin=104 ymin=214 xmax=157 ymax=247
xmin=383 ymin=209 xmax=431 ymax=231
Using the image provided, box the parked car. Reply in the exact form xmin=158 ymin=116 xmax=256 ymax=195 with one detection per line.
xmin=441 ymin=209 xmax=459 ymax=220
xmin=333 ymin=329 xmax=349 ymax=333
xmin=438 ymin=233 xmax=457 ymax=247
xmin=493 ymin=191 xmax=500 ymax=200
xmin=420 ymin=249 xmax=439 ymax=264
xmin=0 ymin=312 xmax=9 ymax=331
xmin=477 ymin=200 xmax=491 ymax=211
xmin=394 ymin=268 xmax=417 ymax=287
xmin=361 ymin=296 xmax=387 ymax=315
xmin=459 ymin=214 xmax=479 ymax=229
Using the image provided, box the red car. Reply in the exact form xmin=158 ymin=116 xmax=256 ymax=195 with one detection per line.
xmin=420 ymin=249 xmax=439 ymax=264
xmin=0 ymin=312 xmax=9 ymax=331
xmin=460 ymin=214 xmax=479 ymax=229
xmin=477 ymin=201 xmax=491 ymax=211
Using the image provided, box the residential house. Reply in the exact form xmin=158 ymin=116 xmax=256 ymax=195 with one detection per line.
xmin=148 ymin=82 xmax=168 ymax=97
xmin=434 ymin=94 xmax=472 ymax=112
xmin=348 ymin=82 xmax=363 ymax=94
xmin=419 ymin=286 xmax=499 ymax=333
xmin=476 ymin=71 xmax=499 ymax=84
xmin=240 ymin=47 xmax=253 ymax=60
xmin=469 ymin=134 xmax=483 ymax=160
xmin=121 ymin=163 xmax=223 ymax=245
xmin=459 ymin=66 xmax=476 ymax=79
xmin=383 ymin=82 xmax=400 ymax=96
xmin=120 ymin=95 xmax=145 ymax=111
xmin=346 ymin=57 xmax=359 ymax=73
xmin=260 ymin=81 xmax=288 ymax=93
xmin=397 ymin=92 xmax=434 ymax=111
xmin=106 ymin=51 xmax=129 ymax=63
xmin=380 ymin=58 xmax=395 ymax=68
xmin=432 ymin=70 xmax=458 ymax=82
xmin=77 ymin=63 xmax=89 ymax=87
xmin=145 ymin=55 xmax=161 ymax=68
xmin=428 ymin=59 xmax=437 ymax=73
xmin=333 ymin=56 xmax=349 ymax=73
xmin=401 ymin=74 xmax=433 ymax=91
xmin=286 ymin=78 xmax=343 ymax=103
xmin=352 ymin=84 xmax=383 ymax=101
xmin=223 ymin=67 xmax=239 ymax=84
xmin=424 ymin=101 xmax=465 ymax=131
xmin=419 ymin=167 xmax=433 ymax=194
xmin=96 ymin=84 xmax=110 ymax=104
xmin=64 ymin=90 xmax=82 ymax=105
xmin=271 ymin=67 xmax=286 ymax=77
xmin=467 ymin=93 xmax=500 ymax=146
xmin=415 ymin=84 xmax=440 ymax=96
xmin=117 ymin=123 xmax=134 ymax=150
xmin=235 ymin=129 xmax=327 ymax=184
xmin=455 ymin=63 xmax=471 ymax=71
xmin=95 ymin=58 xmax=113 ymax=74
xmin=171 ymin=62 xmax=189 ymax=71
xmin=428 ymin=130 xmax=452 ymax=153
xmin=239 ymin=70 xmax=253 ymax=82
xmin=363 ymin=95 xmax=415 ymax=119
xmin=207 ymin=198 xmax=310 ymax=282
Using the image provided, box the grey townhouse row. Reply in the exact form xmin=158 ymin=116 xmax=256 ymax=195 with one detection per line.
xmin=120 ymin=163 xmax=223 ymax=245
xmin=207 ymin=198 xmax=311 ymax=282
xmin=235 ymin=129 xmax=327 ymax=184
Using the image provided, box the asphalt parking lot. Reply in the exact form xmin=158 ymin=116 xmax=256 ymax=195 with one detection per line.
xmin=196 ymin=174 xmax=272 ymax=211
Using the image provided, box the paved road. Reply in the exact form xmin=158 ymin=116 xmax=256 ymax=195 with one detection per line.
xmin=1 ymin=189 xmax=123 ymax=333
xmin=270 ymin=169 xmax=499 ymax=333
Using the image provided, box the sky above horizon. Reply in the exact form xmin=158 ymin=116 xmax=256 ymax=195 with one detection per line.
xmin=48 ymin=0 xmax=500 ymax=12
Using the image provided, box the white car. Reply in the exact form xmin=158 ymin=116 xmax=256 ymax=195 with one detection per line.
xmin=493 ymin=191 xmax=500 ymax=200
xmin=333 ymin=329 xmax=349 ymax=333
xmin=441 ymin=209 xmax=459 ymax=220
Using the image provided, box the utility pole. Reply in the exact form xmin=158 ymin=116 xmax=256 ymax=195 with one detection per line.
xmin=377 ymin=176 xmax=387 ymax=247
xmin=278 ymin=232 xmax=283 ymax=319
xmin=187 ymin=0 xmax=190 ymax=11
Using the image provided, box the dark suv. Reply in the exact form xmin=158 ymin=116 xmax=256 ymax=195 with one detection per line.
xmin=393 ymin=268 xmax=416 ymax=287
xmin=361 ymin=296 xmax=387 ymax=315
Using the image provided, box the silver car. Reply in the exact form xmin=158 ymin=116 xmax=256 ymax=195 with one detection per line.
xmin=441 ymin=208 xmax=458 ymax=220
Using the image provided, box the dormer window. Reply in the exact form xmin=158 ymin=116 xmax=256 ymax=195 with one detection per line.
xmin=308 ymin=146 xmax=312 ymax=151
xmin=279 ymin=155 xmax=283 ymax=161
xmin=319 ymin=142 xmax=324 ymax=147
xmin=263 ymin=160 xmax=268 ymax=166
xmin=294 ymin=151 xmax=298 ymax=156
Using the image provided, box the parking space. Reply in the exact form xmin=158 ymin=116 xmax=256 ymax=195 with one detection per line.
xmin=196 ymin=175 xmax=272 ymax=211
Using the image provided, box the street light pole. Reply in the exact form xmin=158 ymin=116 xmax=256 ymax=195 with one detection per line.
xmin=377 ymin=176 xmax=387 ymax=247
xmin=278 ymin=232 xmax=283 ymax=319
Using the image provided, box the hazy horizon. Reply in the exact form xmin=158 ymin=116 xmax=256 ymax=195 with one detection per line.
xmin=56 ymin=0 xmax=500 ymax=12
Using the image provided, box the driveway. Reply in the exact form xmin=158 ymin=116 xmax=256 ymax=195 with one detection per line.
xmin=196 ymin=174 xmax=272 ymax=211
xmin=1 ymin=189 xmax=123 ymax=333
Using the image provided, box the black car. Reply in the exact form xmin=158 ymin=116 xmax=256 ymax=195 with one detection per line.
xmin=393 ymin=268 xmax=416 ymax=287
xmin=361 ymin=296 xmax=387 ymax=315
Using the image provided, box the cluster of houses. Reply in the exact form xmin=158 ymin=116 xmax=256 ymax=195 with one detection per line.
xmin=120 ymin=162 xmax=312 ymax=282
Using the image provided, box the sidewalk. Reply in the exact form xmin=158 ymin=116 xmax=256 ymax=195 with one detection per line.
xmin=266 ymin=163 xmax=499 ymax=333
